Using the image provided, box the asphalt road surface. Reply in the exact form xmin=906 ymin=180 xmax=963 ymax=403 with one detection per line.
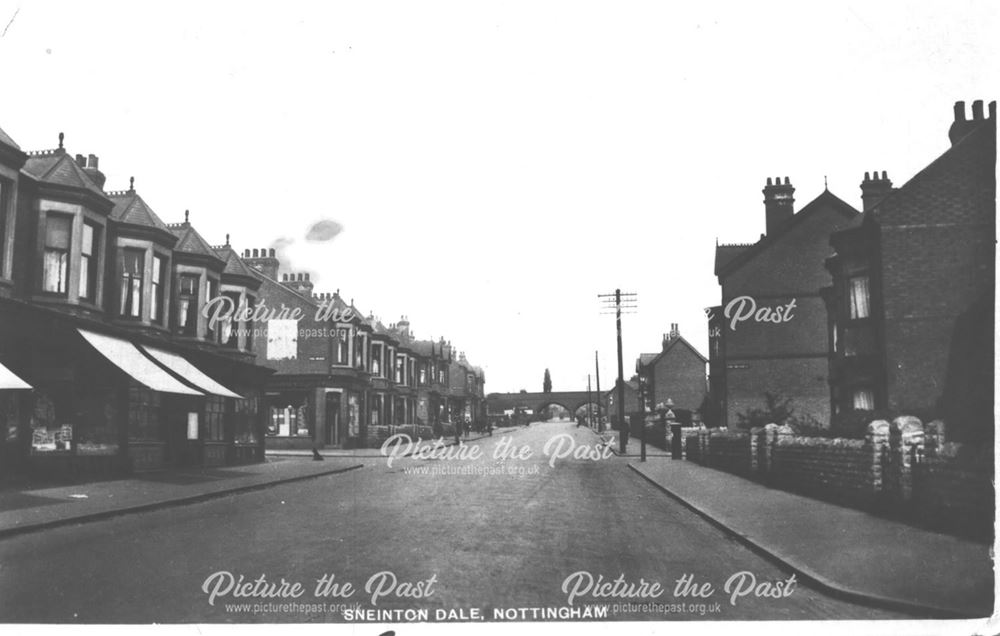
xmin=0 ymin=421 xmax=916 ymax=623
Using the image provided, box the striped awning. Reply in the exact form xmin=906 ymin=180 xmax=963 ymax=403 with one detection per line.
xmin=0 ymin=360 xmax=31 ymax=390
xmin=77 ymin=329 xmax=203 ymax=395
xmin=140 ymin=346 xmax=242 ymax=399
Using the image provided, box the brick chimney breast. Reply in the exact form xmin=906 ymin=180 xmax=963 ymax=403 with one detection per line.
xmin=948 ymin=100 xmax=996 ymax=146
xmin=860 ymin=170 xmax=893 ymax=211
xmin=763 ymin=176 xmax=795 ymax=235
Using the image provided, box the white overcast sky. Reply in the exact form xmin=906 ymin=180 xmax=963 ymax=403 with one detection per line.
xmin=0 ymin=0 xmax=995 ymax=394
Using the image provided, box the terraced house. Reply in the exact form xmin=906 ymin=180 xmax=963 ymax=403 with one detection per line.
xmin=0 ymin=129 xmax=272 ymax=480
xmin=242 ymin=250 xmax=486 ymax=449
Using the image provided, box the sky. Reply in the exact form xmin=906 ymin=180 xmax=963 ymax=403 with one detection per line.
xmin=0 ymin=0 xmax=995 ymax=394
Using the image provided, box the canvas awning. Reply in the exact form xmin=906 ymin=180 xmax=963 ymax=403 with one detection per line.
xmin=77 ymin=329 xmax=203 ymax=395
xmin=0 ymin=360 xmax=31 ymax=389
xmin=140 ymin=346 xmax=242 ymax=399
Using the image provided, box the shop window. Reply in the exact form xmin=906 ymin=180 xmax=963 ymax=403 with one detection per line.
xmin=852 ymin=388 xmax=875 ymax=411
xmin=151 ymin=255 xmax=166 ymax=323
xmin=42 ymin=213 xmax=72 ymax=294
xmin=79 ymin=222 xmax=99 ymax=302
xmin=119 ymin=248 xmax=144 ymax=318
xmin=268 ymin=402 xmax=308 ymax=437
xmin=849 ymin=276 xmax=871 ymax=319
xmin=76 ymin=388 xmax=119 ymax=455
xmin=30 ymin=393 xmax=71 ymax=453
xmin=204 ymin=396 xmax=226 ymax=441
xmin=234 ymin=397 xmax=259 ymax=444
xmin=128 ymin=386 xmax=161 ymax=441
xmin=177 ymin=274 xmax=200 ymax=336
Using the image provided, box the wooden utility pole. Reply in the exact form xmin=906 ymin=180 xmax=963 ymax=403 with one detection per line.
xmin=599 ymin=289 xmax=637 ymax=453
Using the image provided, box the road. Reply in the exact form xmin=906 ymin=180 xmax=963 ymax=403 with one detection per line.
xmin=0 ymin=421 xmax=915 ymax=623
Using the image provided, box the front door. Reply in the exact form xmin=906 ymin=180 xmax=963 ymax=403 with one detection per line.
xmin=325 ymin=393 xmax=341 ymax=447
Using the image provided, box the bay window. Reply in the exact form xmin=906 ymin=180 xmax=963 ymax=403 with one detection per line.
xmin=221 ymin=291 xmax=241 ymax=348
xmin=119 ymin=248 xmax=144 ymax=318
xmin=334 ymin=328 xmax=350 ymax=365
xmin=42 ymin=213 xmax=72 ymax=294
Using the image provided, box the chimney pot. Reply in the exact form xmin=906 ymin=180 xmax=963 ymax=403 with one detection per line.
xmin=989 ymin=101 xmax=997 ymax=119
xmin=75 ymin=154 xmax=86 ymax=167
xmin=252 ymin=248 xmax=259 ymax=257
xmin=972 ymin=100 xmax=984 ymax=120
xmin=269 ymin=248 xmax=275 ymax=257
xmin=304 ymin=273 xmax=310 ymax=281
xmin=87 ymin=154 xmax=98 ymax=169
xmin=954 ymin=101 xmax=966 ymax=122
xmin=766 ymin=177 xmax=772 ymax=186
xmin=881 ymin=170 xmax=887 ymax=180
xmin=864 ymin=171 xmax=870 ymax=181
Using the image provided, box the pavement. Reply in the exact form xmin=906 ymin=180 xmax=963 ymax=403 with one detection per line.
xmin=0 ymin=456 xmax=363 ymax=539
xmin=592 ymin=427 xmax=994 ymax=618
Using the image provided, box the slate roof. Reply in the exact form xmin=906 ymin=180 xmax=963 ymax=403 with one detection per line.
xmin=167 ymin=222 xmax=223 ymax=262
xmin=714 ymin=243 xmax=754 ymax=276
xmin=715 ymin=189 xmax=859 ymax=278
xmin=215 ymin=245 xmax=261 ymax=280
xmin=107 ymin=189 xmax=171 ymax=232
xmin=638 ymin=336 xmax=708 ymax=368
xmin=22 ymin=149 xmax=106 ymax=198
xmin=0 ymin=126 xmax=21 ymax=151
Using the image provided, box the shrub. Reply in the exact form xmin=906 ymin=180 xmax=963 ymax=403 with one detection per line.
xmin=735 ymin=392 xmax=794 ymax=429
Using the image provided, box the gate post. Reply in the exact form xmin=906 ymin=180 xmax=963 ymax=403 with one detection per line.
xmin=891 ymin=416 xmax=924 ymax=504
xmin=866 ymin=420 xmax=890 ymax=501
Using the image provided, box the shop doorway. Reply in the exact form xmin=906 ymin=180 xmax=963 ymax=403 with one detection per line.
xmin=325 ymin=392 xmax=341 ymax=447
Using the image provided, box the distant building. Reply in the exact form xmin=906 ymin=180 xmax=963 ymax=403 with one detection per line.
xmin=712 ymin=180 xmax=859 ymax=427
xmin=635 ymin=324 xmax=708 ymax=415
xmin=822 ymin=100 xmax=996 ymax=441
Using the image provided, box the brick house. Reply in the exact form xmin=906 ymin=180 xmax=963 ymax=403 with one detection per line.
xmin=822 ymin=100 xmax=996 ymax=441
xmin=712 ymin=181 xmax=860 ymax=428
xmin=0 ymin=129 xmax=271 ymax=479
xmin=635 ymin=324 xmax=708 ymax=416
xmin=241 ymin=250 xmax=372 ymax=449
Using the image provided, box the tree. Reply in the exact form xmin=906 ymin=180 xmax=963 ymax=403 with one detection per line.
xmin=543 ymin=368 xmax=552 ymax=393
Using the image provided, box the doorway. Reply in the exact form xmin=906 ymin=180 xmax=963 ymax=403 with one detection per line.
xmin=325 ymin=392 xmax=341 ymax=447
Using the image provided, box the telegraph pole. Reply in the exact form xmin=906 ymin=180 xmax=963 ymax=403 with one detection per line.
xmin=594 ymin=350 xmax=602 ymax=433
xmin=599 ymin=289 xmax=637 ymax=454
xmin=586 ymin=374 xmax=593 ymax=428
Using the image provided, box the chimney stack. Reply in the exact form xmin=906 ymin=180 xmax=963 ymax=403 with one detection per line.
xmin=82 ymin=154 xmax=106 ymax=190
xmin=763 ymin=176 xmax=794 ymax=235
xmin=244 ymin=245 xmax=280 ymax=280
xmin=949 ymin=100 xmax=996 ymax=146
xmin=860 ymin=170 xmax=893 ymax=211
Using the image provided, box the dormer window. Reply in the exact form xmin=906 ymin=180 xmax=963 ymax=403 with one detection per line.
xmin=79 ymin=222 xmax=98 ymax=302
xmin=42 ymin=213 xmax=72 ymax=294
xmin=177 ymin=274 xmax=199 ymax=335
xmin=119 ymin=248 xmax=144 ymax=318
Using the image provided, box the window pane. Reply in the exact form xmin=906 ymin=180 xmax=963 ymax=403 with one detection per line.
xmin=852 ymin=389 xmax=874 ymax=410
xmin=849 ymin=276 xmax=870 ymax=319
xmin=81 ymin=223 xmax=94 ymax=255
xmin=152 ymin=256 xmax=162 ymax=283
xmin=45 ymin=214 xmax=72 ymax=249
xmin=79 ymin=255 xmax=90 ymax=299
xmin=43 ymin=251 xmax=68 ymax=293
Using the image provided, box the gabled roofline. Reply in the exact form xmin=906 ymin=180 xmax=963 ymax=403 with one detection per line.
xmin=716 ymin=189 xmax=859 ymax=279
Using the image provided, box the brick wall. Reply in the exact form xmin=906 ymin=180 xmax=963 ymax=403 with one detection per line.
xmin=771 ymin=437 xmax=875 ymax=507
xmin=703 ymin=430 xmax=752 ymax=476
xmin=682 ymin=417 xmax=992 ymax=539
